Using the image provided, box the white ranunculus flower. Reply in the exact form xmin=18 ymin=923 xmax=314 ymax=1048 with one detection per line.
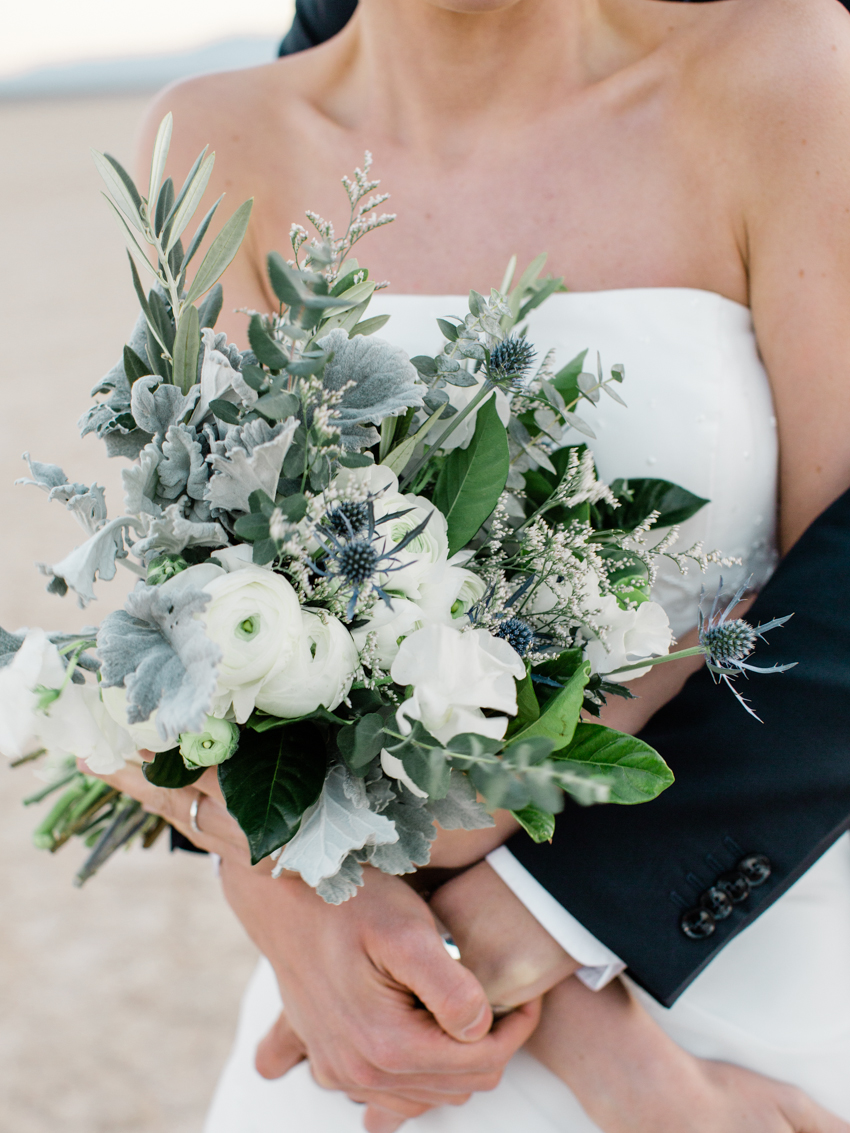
xmin=211 ymin=543 xmax=270 ymax=573
xmin=201 ymin=566 xmax=304 ymax=723
xmin=158 ymin=560 xmax=227 ymax=594
xmin=0 ymin=630 xmax=134 ymax=773
xmin=101 ymin=685 xmax=175 ymax=753
xmin=256 ymin=610 xmax=359 ymax=718
xmin=373 ymin=491 xmax=449 ymax=600
xmin=439 ymin=378 xmax=511 ymax=452
xmin=391 ymin=625 xmax=525 ymax=745
xmin=351 ymin=596 xmax=424 ymax=667
xmin=581 ymin=597 xmax=673 ymax=681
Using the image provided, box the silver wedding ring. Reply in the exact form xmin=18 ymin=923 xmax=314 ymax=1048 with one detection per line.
xmin=189 ymin=793 xmax=203 ymax=835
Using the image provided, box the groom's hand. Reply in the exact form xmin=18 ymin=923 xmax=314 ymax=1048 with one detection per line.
xmin=220 ymin=858 xmax=541 ymax=1130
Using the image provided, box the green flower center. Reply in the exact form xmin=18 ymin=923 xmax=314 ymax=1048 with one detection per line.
xmin=236 ymin=614 xmax=261 ymax=640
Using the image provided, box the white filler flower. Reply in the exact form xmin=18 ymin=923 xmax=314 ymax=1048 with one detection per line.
xmin=391 ymin=624 xmax=525 ymax=745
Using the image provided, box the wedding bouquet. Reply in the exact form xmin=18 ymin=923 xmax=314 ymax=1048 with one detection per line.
xmin=1 ymin=116 xmax=792 ymax=901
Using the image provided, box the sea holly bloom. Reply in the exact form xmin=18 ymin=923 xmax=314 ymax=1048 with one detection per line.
xmin=698 ymin=580 xmax=796 ymax=720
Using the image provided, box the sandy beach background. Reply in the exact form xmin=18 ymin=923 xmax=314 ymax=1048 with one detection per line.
xmin=0 ymin=94 xmax=258 ymax=1132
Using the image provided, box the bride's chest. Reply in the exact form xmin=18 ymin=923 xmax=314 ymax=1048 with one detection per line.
xmin=253 ymin=92 xmax=747 ymax=303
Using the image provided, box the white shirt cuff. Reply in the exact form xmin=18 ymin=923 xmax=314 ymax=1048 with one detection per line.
xmin=486 ymin=846 xmax=626 ymax=991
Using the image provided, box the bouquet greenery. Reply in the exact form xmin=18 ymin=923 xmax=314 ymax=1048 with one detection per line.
xmin=0 ymin=116 xmax=792 ymax=900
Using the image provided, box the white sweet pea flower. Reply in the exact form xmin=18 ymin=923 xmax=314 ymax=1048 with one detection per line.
xmin=416 ymin=560 xmax=487 ymax=626
xmin=256 ymin=610 xmax=359 ymax=718
xmin=581 ymin=596 xmax=673 ymax=681
xmin=390 ymin=625 xmax=525 ymax=745
xmin=0 ymin=630 xmax=134 ymax=773
xmin=351 ymin=596 xmax=424 ymax=667
xmin=439 ymin=378 xmax=511 ymax=452
xmin=101 ymin=685 xmax=175 ymax=753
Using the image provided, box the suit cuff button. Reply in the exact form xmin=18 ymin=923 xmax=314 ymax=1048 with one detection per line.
xmin=738 ymin=854 xmax=772 ymax=886
xmin=699 ymin=885 xmax=733 ymax=920
xmin=681 ymin=907 xmax=716 ymax=939
xmin=716 ymin=871 xmax=750 ymax=903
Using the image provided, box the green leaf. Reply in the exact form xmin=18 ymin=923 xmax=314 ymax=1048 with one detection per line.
xmin=437 ymin=318 xmax=459 ymax=342
xmin=351 ymin=314 xmax=391 ymax=337
xmin=512 ymin=803 xmax=556 ymax=843
xmin=267 ymin=251 xmax=306 ymax=308
xmin=166 ymin=150 xmax=214 ymax=251
xmin=554 ymin=723 xmax=674 ymax=805
xmin=143 ymin=748 xmax=204 ymax=788
xmin=337 ymin=713 xmax=385 ymax=773
xmin=209 ymin=398 xmax=241 ymax=424
xmin=92 ymin=149 xmax=143 ymax=230
xmin=172 ymin=304 xmax=200 ymax=394
xmin=255 ymin=390 xmax=300 ymax=420
xmin=410 ymin=355 xmax=438 ymax=377
xmin=123 ymin=345 xmax=150 ymax=384
xmin=147 ymin=289 xmax=175 ymax=354
xmin=381 ymin=408 xmax=445 ymax=477
xmin=197 ymin=282 xmax=223 ymax=329
xmin=148 ymin=113 xmax=172 ymax=216
xmin=432 ymin=395 xmax=510 ymax=555
xmin=155 ymin=178 xmax=175 ymax=235
xmin=517 ymin=276 xmax=564 ymax=322
xmin=218 ymin=722 xmax=327 ymax=864
xmin=233 ymin=512 xmax=269 ymax=542
xmin=594 ymin=478 xmax=710 ymax=532
xmin=276 ymin=493 xmax=308 ymax=522
xmin=338 ymin=452 xmax=374 ymax=469
xmin=104 ymin=195 xmax=158 ymax=284
xmin=240 ymin=363 xmax=266 ymax=392
xmin=506 ymin=671 xmax=539 ymax=736
xmin=513 ymin=661 xmax=590 ymax=751
xmin=248 ymin=313 xmax=288 ymax=370
xmin=248 ymin=489 xmax=276 ymax=515
xmin=185 ymin=198 xmax=253 ymax=305
xmin=184 ymin=196 xmax=223 ymax=273
xmin=551 ymin=350 xmax=589 ymax=407
xmin=384 ymin=720 xmax=451 ymax=799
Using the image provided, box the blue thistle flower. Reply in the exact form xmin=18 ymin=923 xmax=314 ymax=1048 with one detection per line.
xmin=495 ymin=617 xmax=535 ymax=657
xmin=489 ymin=335 xmax=536 ymax=385
xmin=698 ymin=579 xmax=796 ymax=721
xmin=325 ymin=499 xmax=370 ymax=538
xmin=312 ymin=497 xmax=433 ymax=620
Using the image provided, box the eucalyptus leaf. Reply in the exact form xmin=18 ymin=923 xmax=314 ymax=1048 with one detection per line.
xmin=351 ymin=314 xmax=390 ymax=337
xmin=248 ymin=314 xmax=288 ymax=370
xmin=432 ymin=395 xmax=510 ymax=555
xmin=426 ymin=771 xmax=494 ymax=830
xmin=337 ymin=713 xmax=385 ymax=773
xmin=219 ymin=721 xmax=328 ymax=864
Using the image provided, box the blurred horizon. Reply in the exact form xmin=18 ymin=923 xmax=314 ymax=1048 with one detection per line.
xmin=2 ymin=0 xmax=294 ymax=98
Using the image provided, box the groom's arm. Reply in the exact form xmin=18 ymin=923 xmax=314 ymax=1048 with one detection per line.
xmin=504 ymin=485 xmax=850 ymax=1007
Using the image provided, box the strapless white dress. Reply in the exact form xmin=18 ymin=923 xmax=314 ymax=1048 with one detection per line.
xmin=205 ymin=290 xmax=850 ymax=1130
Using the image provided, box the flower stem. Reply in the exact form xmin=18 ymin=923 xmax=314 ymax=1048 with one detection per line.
xmin=604 ymin=645 xmax=705 ymax=679
xmin=400 ymin=380 xmax=494 ymax=489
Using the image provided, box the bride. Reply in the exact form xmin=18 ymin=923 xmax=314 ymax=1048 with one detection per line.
xmin=101 ymin=0 xmax=850 ymax=1128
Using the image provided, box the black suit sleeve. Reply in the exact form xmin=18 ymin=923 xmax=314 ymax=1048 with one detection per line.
xmin=507 ymin=487 xmax=850 ymax=1007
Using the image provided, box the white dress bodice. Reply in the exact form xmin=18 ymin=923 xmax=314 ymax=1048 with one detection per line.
xmin=367 ymin=288 xmax=779 ymax=636
xmin=205 ymin=290 xmax=850 ymax=1132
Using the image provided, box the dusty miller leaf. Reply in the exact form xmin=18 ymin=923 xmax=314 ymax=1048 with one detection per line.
xmin=426 ymin=771 xmax=494 ymax=831
xmin=365 ymin=800 xmax=436 ymax=875
xmin=206 ymin=418 xmax=298 ymax=514
xmin=315 ymin=853 xmax=365 ymax=904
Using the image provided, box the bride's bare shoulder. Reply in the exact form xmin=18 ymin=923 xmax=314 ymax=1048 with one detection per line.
xmin=134 ymin=47 xmax=335 ymax=197
xmin=689 ymin=0 xmax=850 ymax=125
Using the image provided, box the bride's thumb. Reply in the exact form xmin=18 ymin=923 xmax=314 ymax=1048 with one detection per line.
xmin=255 ymin=1010 xmax=307 ymax=1079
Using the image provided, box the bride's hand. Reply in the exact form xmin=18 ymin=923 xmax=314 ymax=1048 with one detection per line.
xmin=528 ymin=976 xmax=850 ymax=1133
xmin=84 ymin=761 xmax=541 ymax=1133
xmin=430 ymin=860 xmax=578 ymax=1010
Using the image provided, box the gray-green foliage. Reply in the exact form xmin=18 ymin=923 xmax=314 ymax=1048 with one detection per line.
xmin=97 ymin=582 xmax=221 ymax=741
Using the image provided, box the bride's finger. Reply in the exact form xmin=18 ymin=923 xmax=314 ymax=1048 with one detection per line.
xmin=83 ymin=761 xmax=248 ymax=859
xmin=255 ymin=1010 xmax=307 ymax=1079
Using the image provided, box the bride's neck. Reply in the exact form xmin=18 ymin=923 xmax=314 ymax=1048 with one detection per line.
xmin=317 ymin=0 xmax=697 ymax=151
